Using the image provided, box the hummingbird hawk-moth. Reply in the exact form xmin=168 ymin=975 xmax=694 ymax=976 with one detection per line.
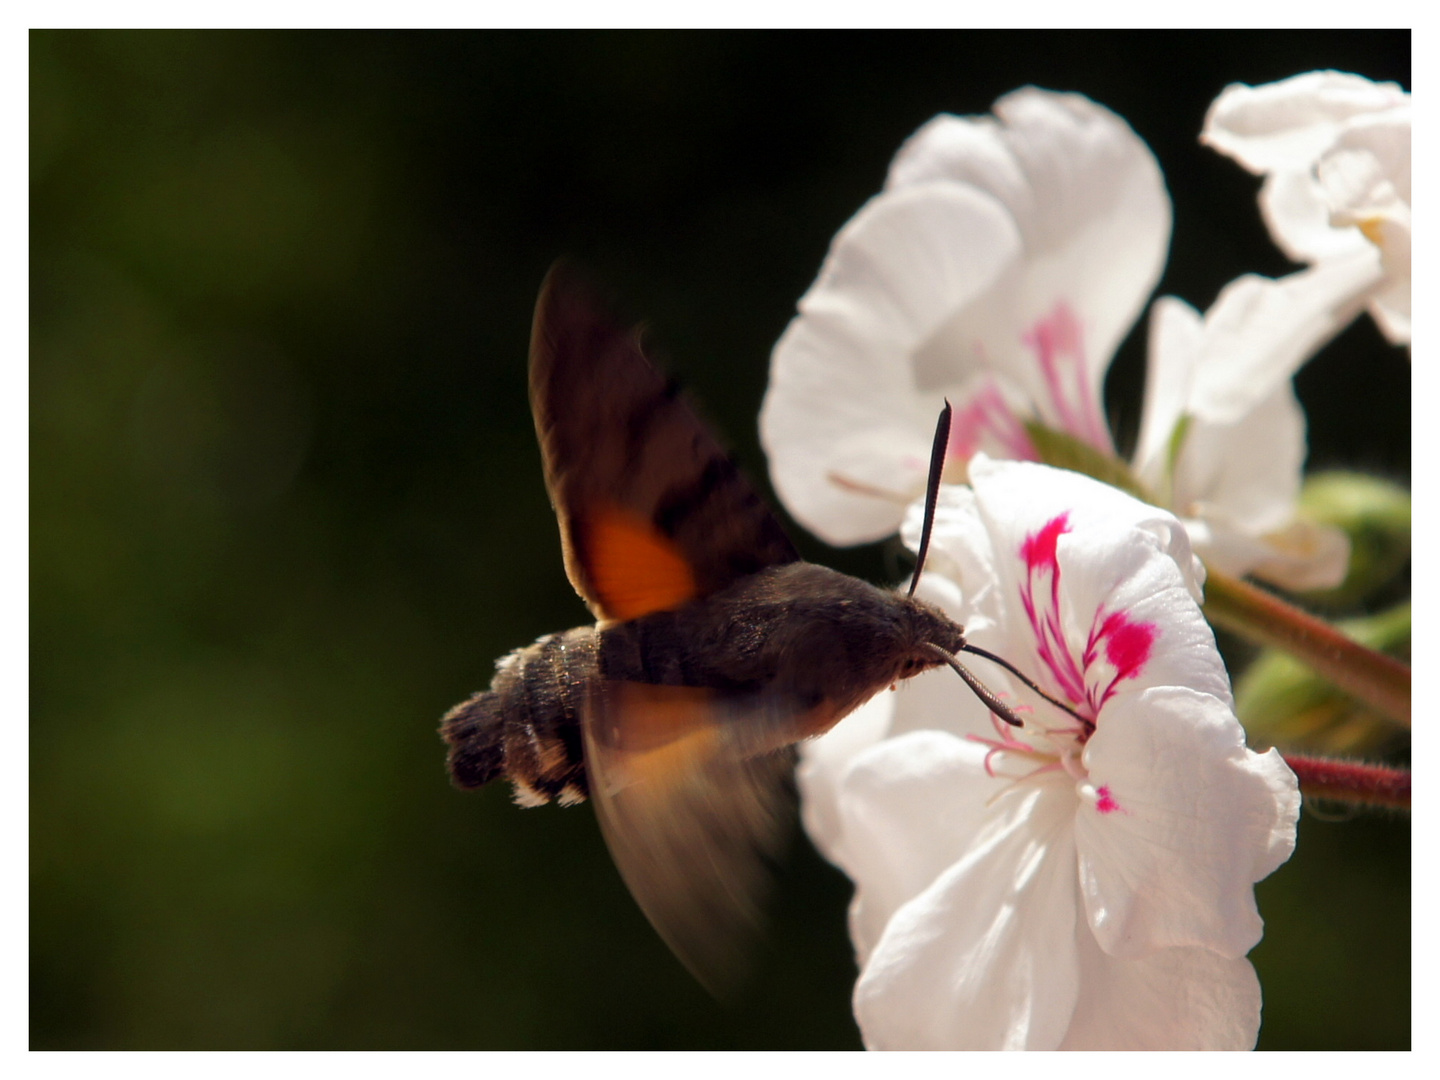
xmin=440 ymin=264 xmax=1049 ymax=994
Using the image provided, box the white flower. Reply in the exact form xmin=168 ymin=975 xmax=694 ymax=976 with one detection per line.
xmin=799 ymin=458 xmax=1300 ymax=1049
xmin=761 ymin=88 xmax=1168 ymax=546
xmin=1133 ymin=280 xmax=1353 ymax=591
xmin=1202 ymin=71 xmax=1410 ymax=345
xmin=761 ymin=88 xmax=1352 ymax=589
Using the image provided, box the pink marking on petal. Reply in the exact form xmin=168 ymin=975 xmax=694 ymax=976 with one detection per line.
xmin=1100 ymin=612 xmax=1158 ymax=681
xmin=1095 ymin=785 xmax=1121 ymax=814
xmin=1021 ymin=512 xmax=1069 ymax=574
xmin=1017 ymin=513 xmax=1091 ymax=710
xmin=1021 ymin=301 xmax=1114 ymax=453
xmin=946 ymin=381 xmax=1040 ymax=464
xmin=1082 ymin=607 xmax=1162 ymax=712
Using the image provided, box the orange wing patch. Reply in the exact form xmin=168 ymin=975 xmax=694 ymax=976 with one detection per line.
xmin=579 ymin=504 xmax=699 ymax=621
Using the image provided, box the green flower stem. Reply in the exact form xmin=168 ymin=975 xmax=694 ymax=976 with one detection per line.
xmin=1203 ymin=569 xmax=1411 ymax=729
xmin=1281 ymin=753 xmax=1411 ymax=811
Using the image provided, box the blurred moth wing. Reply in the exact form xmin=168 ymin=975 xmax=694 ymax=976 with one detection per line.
xmin=529 ymin=264 xmax=804 ymax=994
xmin=583 ymin=683 xmax=795 ymax=995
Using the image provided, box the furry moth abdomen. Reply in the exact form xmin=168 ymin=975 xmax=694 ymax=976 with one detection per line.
xmin=442 ymin=627 xmax=597 ymax=807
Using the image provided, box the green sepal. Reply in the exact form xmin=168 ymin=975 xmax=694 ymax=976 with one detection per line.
xmin=1296 ymin=471 xmax=1411 ymax=607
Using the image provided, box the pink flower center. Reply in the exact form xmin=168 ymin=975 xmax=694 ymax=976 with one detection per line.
xmin=968 ymin=512 xmax=1156 ymax=817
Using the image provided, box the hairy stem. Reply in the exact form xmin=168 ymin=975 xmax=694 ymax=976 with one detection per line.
xmin=1282 ymin=753 xmax=1410 ymax=811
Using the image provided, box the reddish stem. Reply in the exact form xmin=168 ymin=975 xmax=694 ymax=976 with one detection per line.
xmin=1203 ymin=569 xmax=1411 ymax=728
xmin=1282 ymin=753 xmax=1410 ymax=810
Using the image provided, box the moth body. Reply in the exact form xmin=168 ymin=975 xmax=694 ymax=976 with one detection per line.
xmin=442 ymin=562 xmax=967 ymax=810
xmin=601 ymin=561 xmax=966 ymax=732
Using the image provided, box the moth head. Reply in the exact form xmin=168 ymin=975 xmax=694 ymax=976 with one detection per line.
xmin=893 ymin=594 xmax=968 ymax=678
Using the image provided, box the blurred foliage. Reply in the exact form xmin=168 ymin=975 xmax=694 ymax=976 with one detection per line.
xmin=31 ymin=30 xmax=1409 ymax=1049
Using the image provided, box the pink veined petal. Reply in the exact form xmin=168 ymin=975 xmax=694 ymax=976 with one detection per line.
xmin=898 ymin=90 xmax=1170 ymax=440
xmin=1075 ymin=687 xmax=1300 ymax=959
xmin=853 ymin=775 xmax=1081 ymax=1050
xmin=830 ymin=731 xmax=1001 ymax=963
xmin=944 ymin=374 xmax=1040 ymax=464
xmin=760 ymin=181 xmax=1023 ymax=545
xmin=1058 ymin=928 xmax=1264 ymax=1050
xmin=965 ymin=458 xmax=1216 ymax=714
xmin=968 ymin=455 xmax=1205 ymax=601
xmin=1201 ymin=71 xmax=1409 ymax=174
xmin=1081 ymin=540 xmax=1232 ymax=709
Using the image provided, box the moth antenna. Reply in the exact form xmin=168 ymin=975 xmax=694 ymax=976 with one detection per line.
xmin=921 ymin=643 xmax=1025 ymax=727
xmin=907 ymin=400 xmax=953 ymax=599
xmin=959 ymin=643 xmax=1093 ymax=730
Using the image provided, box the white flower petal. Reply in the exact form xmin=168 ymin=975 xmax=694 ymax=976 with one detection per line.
xmin=1062 ymin=524 xmax=1232 ymax=708
xmin=1135 ymin=290 xmax=1351 ymax=590
xmin=1320 ymin=110 xmax=1412 ymax=222
xmin=1370 ymin=269 xmax=1411 ymax=345
xmin=1134 ymin=296 xmax=1206 ymax=488
xmin=761 ymin=182 xmax=1023 ymax=544
xmin=1164 ymin=373 xmax=1349 ymax=590
xmin=1201 ymin=71 xmax=1409 ymax=174
xmin=1258 ymin=169 xmax=1370 ymax=264
xmin=1245 ymin=519 xmax=1352 ymax=592
xmin=969 ymin=455 xmax=1205 ymax=606
xmin=1180 ymin=254 xmax=1384 ymax=426
xmin=831 ymin=731 xmax=1001 ymax=962
xmin=795 ymin=689 xmax=895 ymax=873
xmin=853 ymin=775 xmax=1081 ymax=1050
xmin=1168 ymin=364 xmax=1306 ymax=537
xmin=1058 ymin=929 xmax=1263 ymax=1050
xmin=1204 ymin=72 xmax=1409 ymax=348
xmin=900 ymin=484 xmax=1004 ymax=623
xmin=890 ymin=91 xmax=1170 ymax=373
xmin=1075 ymin=687 xmax=1300 ymax=959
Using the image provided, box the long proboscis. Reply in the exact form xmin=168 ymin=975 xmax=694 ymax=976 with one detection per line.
xmin=907 ymin=400 xmax=953 ymax=599
xmin=922 ymin=643 xmax=1093 ymax=730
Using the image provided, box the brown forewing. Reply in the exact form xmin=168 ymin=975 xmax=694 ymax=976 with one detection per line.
xmin=528 ymin=262 xmax=798 ymax=622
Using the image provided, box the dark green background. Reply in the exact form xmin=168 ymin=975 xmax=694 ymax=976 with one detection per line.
xmin=31 ymin=31 xmax=1410 ymax=1049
